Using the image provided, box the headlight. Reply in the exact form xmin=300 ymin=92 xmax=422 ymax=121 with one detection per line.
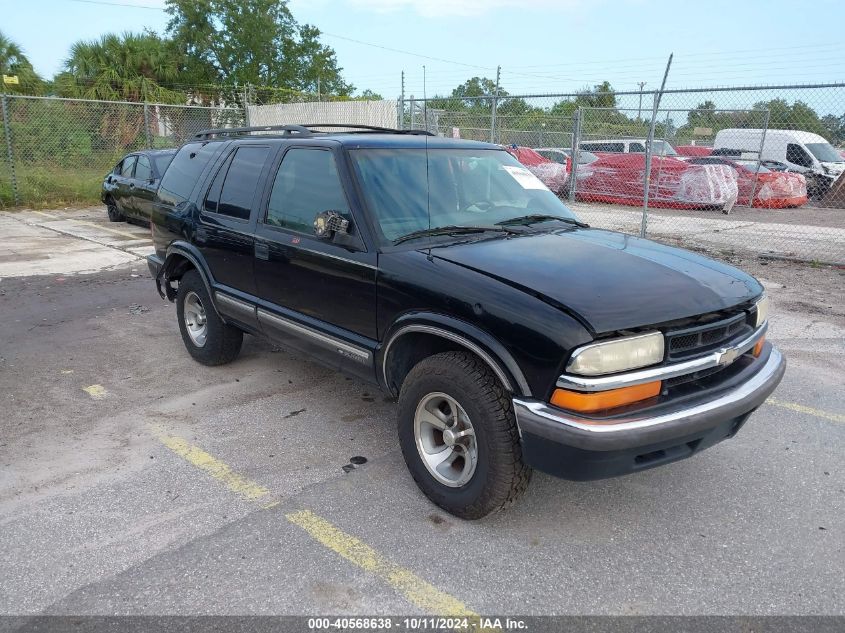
xmin=754 ymin=294 xmax=769 ymax=328
xmin=566 ymin=331 xmax=664 ymax=376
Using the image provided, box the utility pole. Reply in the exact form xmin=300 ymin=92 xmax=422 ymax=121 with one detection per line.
xmin=490 ymin=65 xmax=501 ymax=144
xmin=637 ymin=81 xmax=647 ymax=121
xmin=317 ymin=75 xmax=321 ymax=101
xmin=399 ymin=70 xmax=405 ymax=129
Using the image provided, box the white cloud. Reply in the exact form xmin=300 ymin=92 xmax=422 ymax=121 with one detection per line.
xmin=347 ymin=0 xmax=584 ymax=18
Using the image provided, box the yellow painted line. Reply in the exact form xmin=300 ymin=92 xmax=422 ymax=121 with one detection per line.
xmin=149 ymin=428 xmax=479 ymax=620
xmin=286 ymin=509 xmax=478 ymax=619
xmin=83 ymin=384 xmax=108 ymax=400
xmin=767 ymin=398 xmax=845 ymax=424
xmin=61 ymin=369 xmax=74 ymax=374
xmin=68 ymin=219 xmax=146 ymax=241
xmin=151 ymin=426 xmax=270 ymax=500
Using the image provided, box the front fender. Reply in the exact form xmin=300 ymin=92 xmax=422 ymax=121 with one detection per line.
xmin=378 ymin=311 xmax=532 ymax=397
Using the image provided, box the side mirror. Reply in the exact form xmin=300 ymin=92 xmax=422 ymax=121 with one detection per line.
xmin=314 ymin=210 xmax=350 ymax=239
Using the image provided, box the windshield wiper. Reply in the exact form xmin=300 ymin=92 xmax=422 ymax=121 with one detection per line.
xmin=393 ymin=225 xmax=522 ymax=245
xmin=496 ymin=214 xmax=589 ymax=228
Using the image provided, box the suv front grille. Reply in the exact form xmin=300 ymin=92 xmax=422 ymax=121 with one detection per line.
xmin=665 ymin=312 xmax=751 ymax=361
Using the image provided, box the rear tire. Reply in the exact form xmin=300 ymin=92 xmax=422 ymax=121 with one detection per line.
xmin=397 ymin=351 xmax=532 ymax=519
xmin=106 ymin=199 xmax=124 ymax=222
xmin=176 ymin=270 xmax=243 ymax=366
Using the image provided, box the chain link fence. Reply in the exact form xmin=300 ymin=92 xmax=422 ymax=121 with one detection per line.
xmin=0 ymin=95 xmax=244 ymax=208
xmin=2 ymin=85 xmax=844 ymax=263
xmin=402 ymin=83 xmax=845 ymax=264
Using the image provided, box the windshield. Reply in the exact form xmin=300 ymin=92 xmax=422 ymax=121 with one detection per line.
xmin=350 ymin=148 xmax=579 ymax=244
xmin=806 ymin=142 xmax=844 ymax=163
xmin=649 ymin=140 xmax=677 ymax=156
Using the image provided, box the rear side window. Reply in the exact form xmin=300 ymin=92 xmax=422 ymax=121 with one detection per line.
xmin=204 ymin=146 xmax=270 ymax=220
xmin=134 ymin=155 xmax=152 ymax=181
xmin=158 ymin=142 xmax=220 ymax=207
xmin=266 ymin=148 xmax=349 ymax=233
xmin=786 ymin=143 xmax=814 ymax=168
xmin=629 ymin=142 xmax=646 ymax=153
xmin=120 ymin=156 xmax=137 ymax=177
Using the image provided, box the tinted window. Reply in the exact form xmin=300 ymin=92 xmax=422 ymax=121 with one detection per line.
xmin=786 ymin=143 xmax=813 ymax=168
xmin=582 ymin=142 xmax=624 ymax=152
xmin=206 ymin=146 xmax=270 ymax=220
xmin=134 ymin=155 xmax=152 ymax=181
xmin=629 ymin=142 xmax=646 ymax=153
xmin=120 ymin=156 xmax=137 ymax=177
xmin=266 ymin=149 xmax=349 ymax=233
xmin=112 ymin=160 xmax=123 ymax=175
xmin=152 ymin=153 xmax=175 ymax=176
xmin=158 ymin=142 xmax=221 ymax=207
xmin=203 ymin=153 xmax=233 ymax=215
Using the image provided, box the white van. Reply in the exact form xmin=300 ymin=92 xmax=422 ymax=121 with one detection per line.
xmin=713 ymin=129 xmax=844 ymax=195
xmin=579 ymin=138 xmax=678 ymax=156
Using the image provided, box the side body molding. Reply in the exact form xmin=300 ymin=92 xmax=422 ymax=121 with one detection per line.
xmin=380 ymin=314 xmax=532 ymax=397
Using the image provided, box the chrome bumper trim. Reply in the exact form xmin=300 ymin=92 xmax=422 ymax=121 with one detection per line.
xmin=557 ymin=322 xmax=768 ymax=392
xmin=517 ymin=345 xmax=784 ymax=437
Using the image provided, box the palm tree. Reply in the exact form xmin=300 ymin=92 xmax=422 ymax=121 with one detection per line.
xmin=56 ymin=32 xmax=184 ymax=103
xmin=0 ymin=31 xmax=45 ymax=94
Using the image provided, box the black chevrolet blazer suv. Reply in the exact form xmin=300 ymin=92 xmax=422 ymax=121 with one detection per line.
xmin=146 ymin=124 xmax=785 ymax=519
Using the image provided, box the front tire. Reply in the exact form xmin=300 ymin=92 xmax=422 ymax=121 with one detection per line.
xmin=176 ymin=270 xmax=243 ymax=366
xmin=398 ymin=351 xmax=532 ymax=519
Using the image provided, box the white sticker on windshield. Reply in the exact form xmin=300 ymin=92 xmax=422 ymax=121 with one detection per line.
xmin=502 ymin=165 xmax=547 ymax=190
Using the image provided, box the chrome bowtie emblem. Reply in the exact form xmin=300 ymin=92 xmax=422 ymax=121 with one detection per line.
xmin=718 ymin=347 xmax=740 ymax=366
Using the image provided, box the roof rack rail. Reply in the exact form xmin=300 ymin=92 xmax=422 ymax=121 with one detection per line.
xmin=193 ymin=123 xmax=434 ymax=140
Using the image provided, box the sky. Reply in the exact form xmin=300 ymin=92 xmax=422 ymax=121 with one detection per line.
xmin=3 ymin=0 xmax=845 ymax=109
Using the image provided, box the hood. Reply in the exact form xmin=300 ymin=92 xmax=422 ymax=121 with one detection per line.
xmin=429 ymin=228 xmax=762 ymax=333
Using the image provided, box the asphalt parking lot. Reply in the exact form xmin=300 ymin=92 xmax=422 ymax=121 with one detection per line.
xmin=1 ymin=207 xmax=844 ymax=617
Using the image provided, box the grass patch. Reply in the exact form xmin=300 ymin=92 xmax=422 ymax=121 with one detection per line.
xmin=0 ymin=162 xmax=112 ymax=209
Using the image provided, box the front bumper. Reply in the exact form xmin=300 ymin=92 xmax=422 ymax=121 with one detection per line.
xmin=513 ymin=344 xmax=785 ymax=480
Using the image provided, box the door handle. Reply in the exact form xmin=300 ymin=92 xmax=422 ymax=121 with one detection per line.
xmin=255 ymin=241 xmax=269 ymax=260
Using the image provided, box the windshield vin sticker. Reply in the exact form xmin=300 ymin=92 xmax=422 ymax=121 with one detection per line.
xmin=502 ymin=165 xmax=547 ymax=190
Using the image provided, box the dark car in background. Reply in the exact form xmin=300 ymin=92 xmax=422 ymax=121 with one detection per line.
xmin=102 ymin=149 xmax=176 ymax=224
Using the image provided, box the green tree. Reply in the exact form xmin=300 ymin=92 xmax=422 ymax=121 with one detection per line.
xmin=55 ymin=32 xmax=183 ymax=102
xmin=0 ymin=31 xmax=45 ymax=94
xmin=354 ymin=89 xmax=384 ymax=101
xmin=752 ymin=98 xmax=828 ymax=137
xmin=165 ymin=0 xmax=352 ymax=98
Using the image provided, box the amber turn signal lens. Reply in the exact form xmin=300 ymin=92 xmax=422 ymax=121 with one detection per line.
xmin=551 ymin=381 xmax=662 ymax=414
xmin=752 ymin=338 xmax=765 ymax=357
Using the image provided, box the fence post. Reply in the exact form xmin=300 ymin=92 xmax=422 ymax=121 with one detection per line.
xmin=409 ymin=96 xmax=416 ymax=129
xmin=568 ymin=108 xmax=582 ymax=203
xmin=641 ymin=92 xmax=660 ymax=237
xmin=747 ymin=108 xmax=770 ymax=207
xmin=243 ymin=83 xmax=251 ymax=126
xmin=490 ymin=66 xmax=501 ymax=144
xmin=143 ymin=102 xmax=153 ymax=148
xmin=1 ymin=93 xmax=19 ymax=207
